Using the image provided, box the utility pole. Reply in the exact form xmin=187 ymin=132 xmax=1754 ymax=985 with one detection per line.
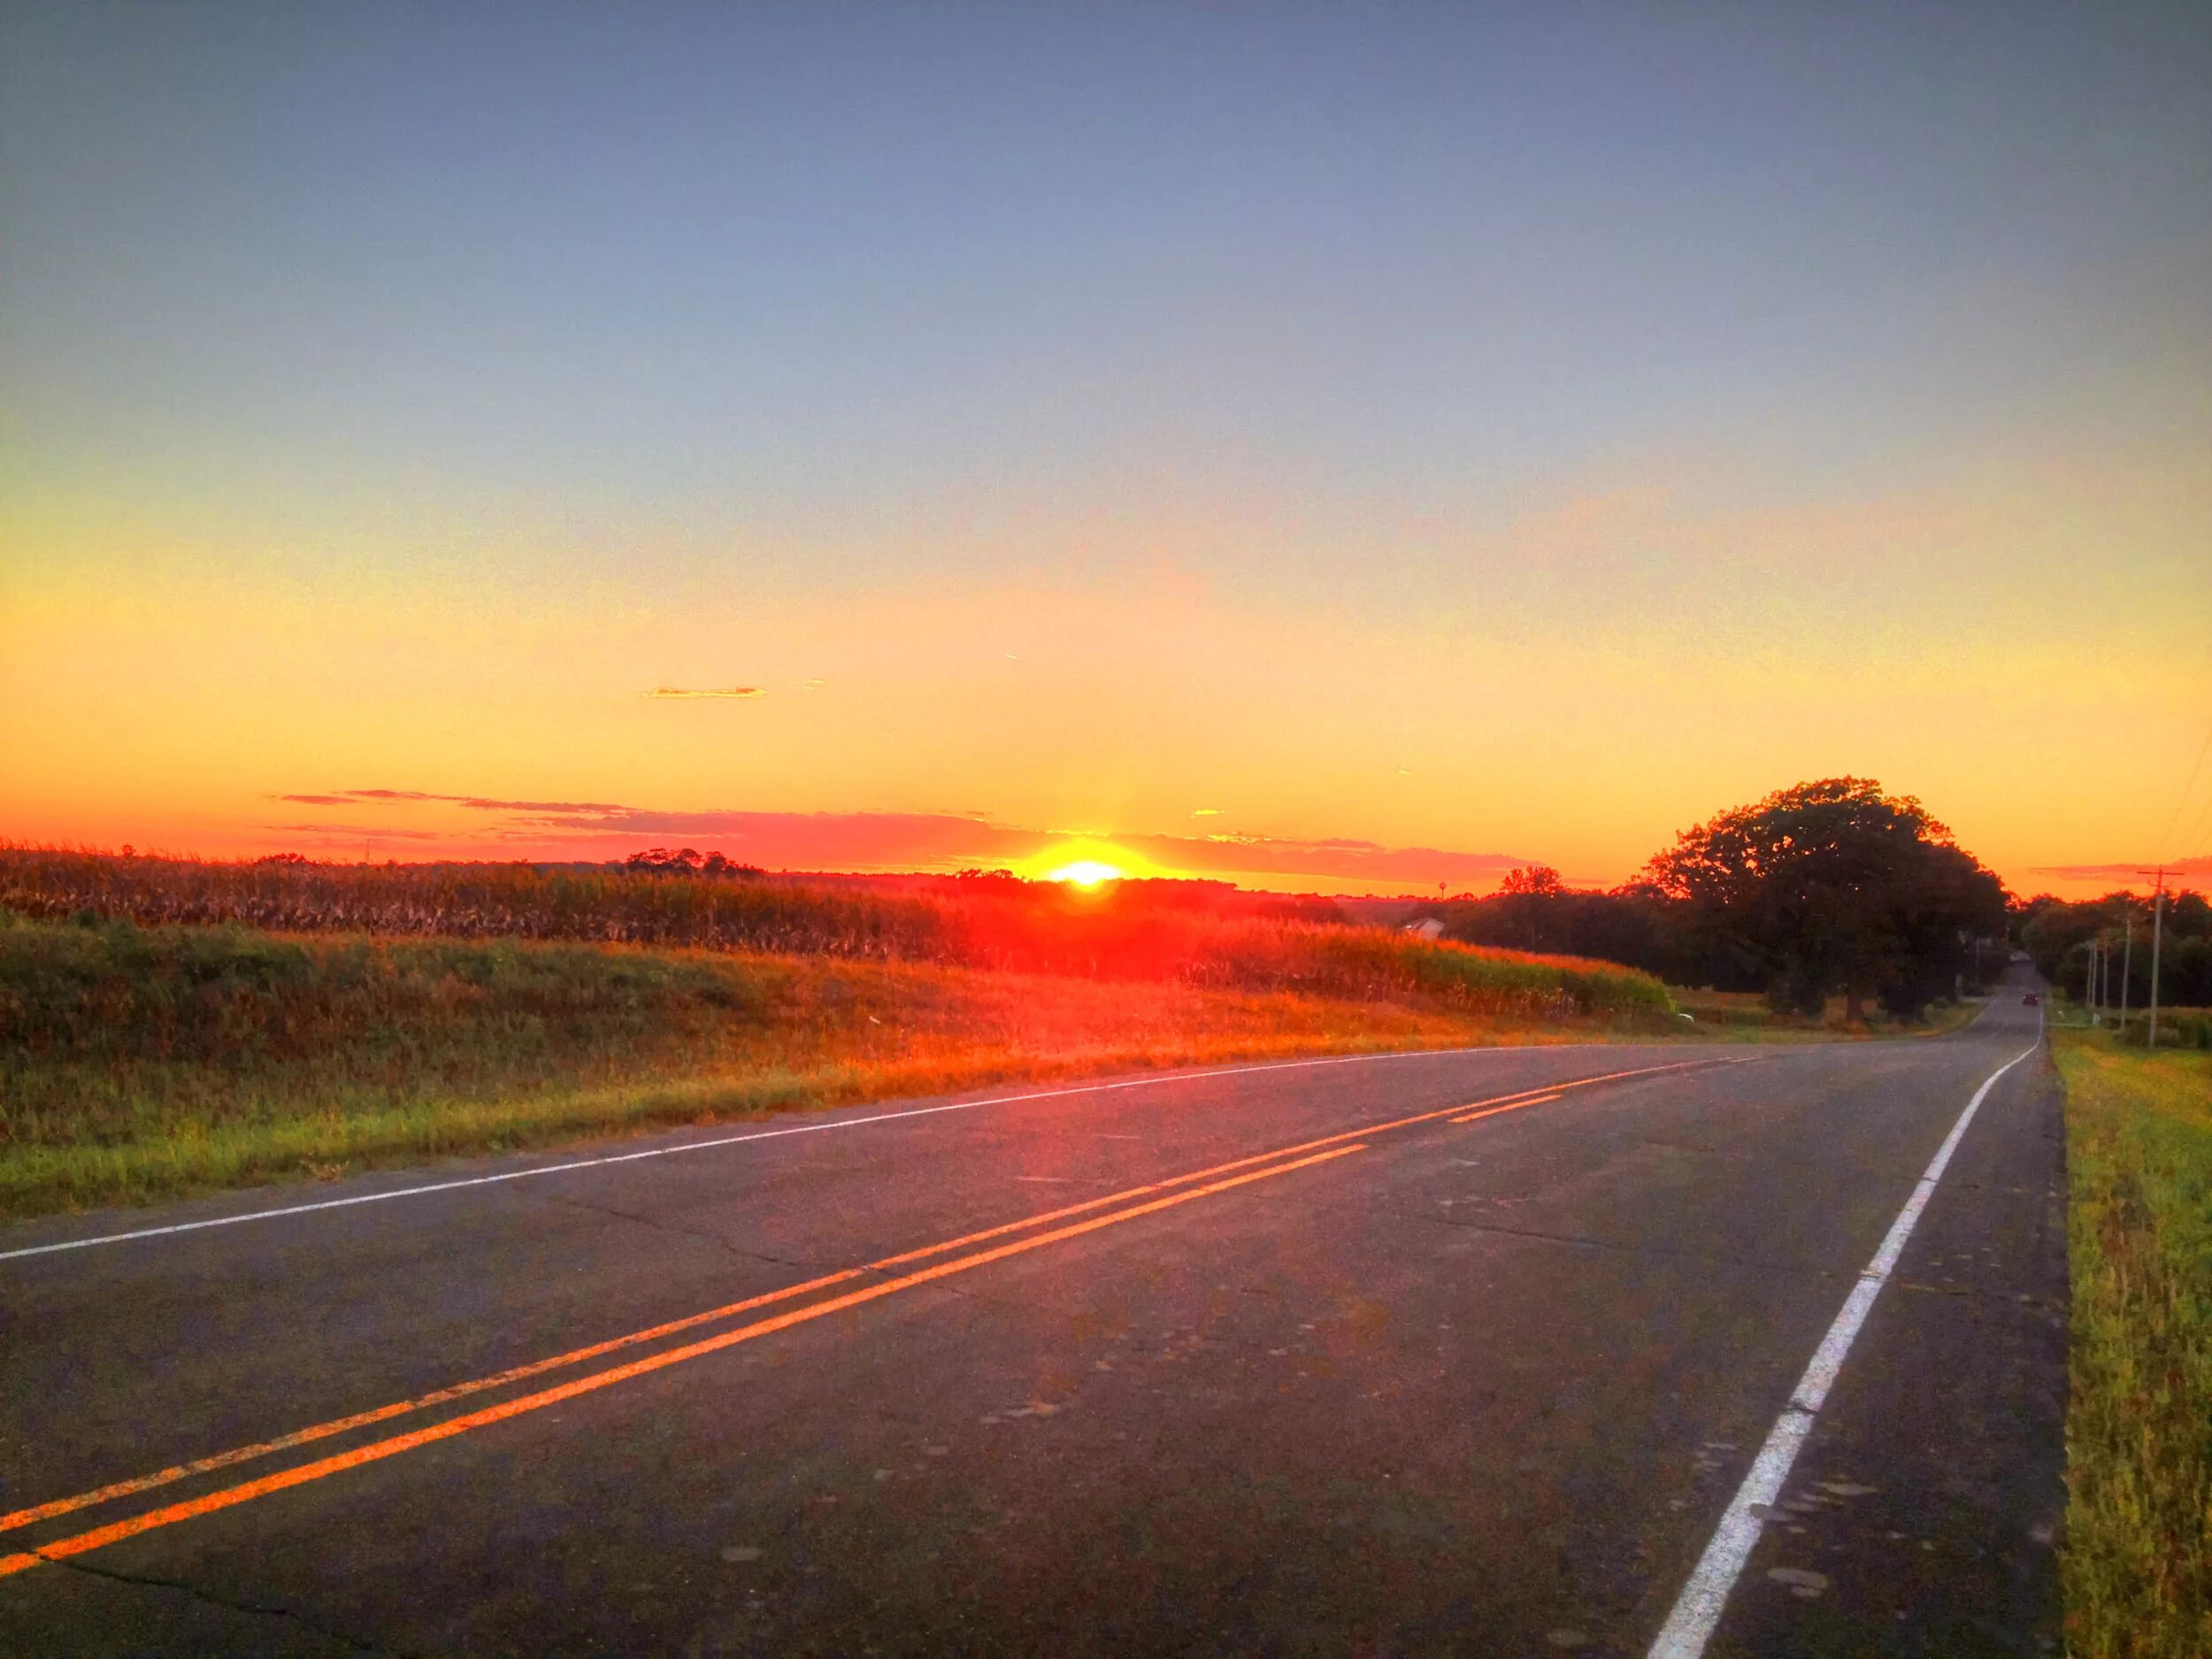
xmin=2121 ymin=909 xmax=2134 ymax=1033
xmin=2138 ymin=867 xmax=2168 ymax=1048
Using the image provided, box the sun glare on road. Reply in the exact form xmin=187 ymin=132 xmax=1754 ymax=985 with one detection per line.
xmin=1044 ymin=859 xmax=1125 ymax=887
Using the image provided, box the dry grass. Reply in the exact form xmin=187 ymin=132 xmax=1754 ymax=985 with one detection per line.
xmin=0 ymin=913 xmax=1631 ymax=1217
xmin=2055 ymin=1030 xmax=2212 ymax=1657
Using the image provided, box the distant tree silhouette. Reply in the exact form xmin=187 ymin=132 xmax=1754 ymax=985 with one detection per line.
xmin=1498 ymin=864 xmax=1564 ymax=897
xmin=624 ymin=848 xmax=761 ymax=878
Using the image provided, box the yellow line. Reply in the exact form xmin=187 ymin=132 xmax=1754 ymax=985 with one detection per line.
xmin=0 ymin=1269 xmax=872 ymax=1535
xmin=0 ymin=1143 xmax=1367 ymax=1579
xmin=1450 ymin=1093 xmax=1561 ymax=1123
xmin=1 ymin=1057 xmax=1711 ymax=1551
xmin=0 ymin=1136 xmax=1361 ymax=1539
xmin=0 ymin=1097 xmax=1509 ymax=1540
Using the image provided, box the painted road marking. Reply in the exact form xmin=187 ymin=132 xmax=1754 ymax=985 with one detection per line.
xmin=0 ymin=1142 xmax=1371 ymax=1579
xmin=3 ymin=1067 xmax=1699 ymax=1539
xmin=1451 ymin=1093 xmax=1560 ymax=1123
xmin=1645 ymin=1033 xmax=2046 ymax=1659
xmin=0 ymin=1044 xmax=1596 ymax=1264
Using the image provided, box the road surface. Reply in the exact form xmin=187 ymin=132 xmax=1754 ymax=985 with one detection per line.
xmin=0 ymin=981 xmax=2065 ymax=1655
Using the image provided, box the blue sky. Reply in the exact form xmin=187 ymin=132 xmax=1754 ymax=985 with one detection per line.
xmin=4 ymin=2 xmax=2209 ymax=888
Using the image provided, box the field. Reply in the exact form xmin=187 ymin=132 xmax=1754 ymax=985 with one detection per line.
xmin=1669 ymin=987 xmax=1985 ymax=1037
xmin=0 ymin=850 xmax=1678 ymax=1217
xmin=2045 ymin=993 xmax=2212 ymax=1050
xmin=2113 ymin=1010 xmax=2212 ymax=1050
xmin=0 ymin=846 xmax=1669 ymax=1011
xmin=2055 ymin=1029 xmax=2212 ymax=1657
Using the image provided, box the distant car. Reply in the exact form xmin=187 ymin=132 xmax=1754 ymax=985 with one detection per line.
xmin=2022 ymin=993 xmax=2040 ymax=1005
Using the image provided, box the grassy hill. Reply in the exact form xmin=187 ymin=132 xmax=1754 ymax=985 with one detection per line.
xmin=0 ymin=850 xmax=1674 ymax=1216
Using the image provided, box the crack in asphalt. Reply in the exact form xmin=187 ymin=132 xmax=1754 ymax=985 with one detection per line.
xmin=1410 ymin=1209 xmax=1843 ymax=1280
xmin=1889 ymin=1277 xmax=2068 ymax=1313
xmin=535 ymin=1194 xmax=829 ymax=1272
xmin=1622 ymin=1133 xmax=1972 ymax=1185
xmin=43 ymin=1552 xmax=399 ymax=1656
xmin=539 ymin=1192 xmax=1043 ymax=1323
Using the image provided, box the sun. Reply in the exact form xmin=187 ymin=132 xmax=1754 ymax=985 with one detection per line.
xmin=1017 ymin=836 xmax=1161 ymax=886
xmin=1043 ymin=858 xmax=1125 ymax=888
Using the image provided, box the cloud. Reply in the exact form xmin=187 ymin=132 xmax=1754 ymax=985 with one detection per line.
xmin=265 ymin=823 xmax=444 ymax=840
xmin=273 ymin=787 xmax=1532 ymax=891
xmin=1191 ymin=808 xmax=1223 ymax=818
xmin=284 ymin=789 xmax=633 ymax=814
xmin=2027 ymin=856 xmax=2212 ymax=881
xmin=491 ymin=808 xmax=1012 ymax=869
xmin=1119 ymin=832 xmax=1525 ymax=884
xmin=454 ymin=796 xmax=634 ymax=814
xmin=640 ymin=687 xmax=765 ymax=699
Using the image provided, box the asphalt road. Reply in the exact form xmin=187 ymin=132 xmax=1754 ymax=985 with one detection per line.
xmin=0 ymin=978 xmax=2066 ymax=1656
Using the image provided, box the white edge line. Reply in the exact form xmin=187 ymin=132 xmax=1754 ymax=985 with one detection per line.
xmin=1645 ymin=1021 xmax=2045 ymax=1659
xmin=2 ymin=1041 xmax=1647 ymax=1264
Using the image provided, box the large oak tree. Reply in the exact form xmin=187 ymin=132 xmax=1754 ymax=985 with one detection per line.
xmin=1640 ymin=777 xmax=2008 ymax=1022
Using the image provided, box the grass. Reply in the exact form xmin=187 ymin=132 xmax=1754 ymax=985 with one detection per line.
xmin=0 ymin=843 xmax=953 ymax=959
xmin=0 ymin=912 xmax=1660 ymax=1217
xmin=0 ymin=844 xmax=1674 ymax=1017
xmin=2114 ymin=1010 xmax=2212 ymax=1051
xmin=2054 ymin=1028 xmax=2212 ymax=1657
xmin=1670 ymin=987 xmax=1986 ymax=1039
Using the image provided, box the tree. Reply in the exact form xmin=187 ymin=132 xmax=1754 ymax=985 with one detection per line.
xmin=1497 ymin=864 xmax=1564 ymax=897
xmin=1640 ymin=778 xmax=2007 ymax=1024
xmin=624 ymin=847 xmax=760 ymax=878
xmin=2019 ymin=887 xmax=2211 ymax=1010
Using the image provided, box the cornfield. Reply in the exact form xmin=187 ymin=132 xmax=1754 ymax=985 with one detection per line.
xmin=0 ymin=846 xmax=1671 ymax=1019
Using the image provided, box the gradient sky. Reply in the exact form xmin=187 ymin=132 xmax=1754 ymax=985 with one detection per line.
xmin=4 ymin=2 xmax=2208 ymax=895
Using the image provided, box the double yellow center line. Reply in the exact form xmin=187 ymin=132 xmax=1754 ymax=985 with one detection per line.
xmin=1 ymin=1059 xmax=1714 ymax=1578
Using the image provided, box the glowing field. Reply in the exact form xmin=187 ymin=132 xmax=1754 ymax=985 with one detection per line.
xmin=0 ymin=859 xmax=1673 ymax=1216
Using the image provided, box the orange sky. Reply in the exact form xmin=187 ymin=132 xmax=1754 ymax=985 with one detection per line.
xmin=7 ymin=460 xmax=2208 ymax=899
xmin=5 ymin=8 xmax=2210 ymax=899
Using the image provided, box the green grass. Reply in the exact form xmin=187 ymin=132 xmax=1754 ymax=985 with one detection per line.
xmin=0 ymin=845 xmax=1673 ymax=1020
xmin=2055 ymin=1029 xmax=2212 ymax=1657
xmin=2113 ymin=1010 xmax=2212 ymax=1051
xmin=1670 ymin=987 xmax=1986 ymax=1039
xmin=0 ymin=913 xmax=1665 ymax=1217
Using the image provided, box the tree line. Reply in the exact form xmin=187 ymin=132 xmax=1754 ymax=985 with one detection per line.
xmin=1435 ymin=778 xmax=2011 ymax=1022
xmin=2016 ymin=888 xmax=2212 ymax=1009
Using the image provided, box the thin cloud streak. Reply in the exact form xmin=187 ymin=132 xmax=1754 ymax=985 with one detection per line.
xmin=274 ymin=788 xmax=1527 ymax=889
xmin=283 ymin=790 xmax=632 ymax=814
xmin=640 ymin=687 xmax=765 ymax=700
xmin=265 ymin=823 xmax=444 ymax=840
xmin=2028 ymin=857 xmax=2212 ymax=882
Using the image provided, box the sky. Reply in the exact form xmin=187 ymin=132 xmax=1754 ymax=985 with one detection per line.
xmin=4 ymin=1 xmax=2209 ymax=896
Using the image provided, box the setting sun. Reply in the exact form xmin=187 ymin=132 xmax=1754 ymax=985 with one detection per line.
xmin=1043 ymin=859 xmax=1125 ymax=888
xmin=1017 ymin=837 xmax=1161 ymax=886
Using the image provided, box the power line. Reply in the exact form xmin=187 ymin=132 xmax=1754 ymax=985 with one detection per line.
xmin=2182 ymin=784 xmax=2212 ymax=868
xmin=2157 ymin=716 xmax=2212 ymax=864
